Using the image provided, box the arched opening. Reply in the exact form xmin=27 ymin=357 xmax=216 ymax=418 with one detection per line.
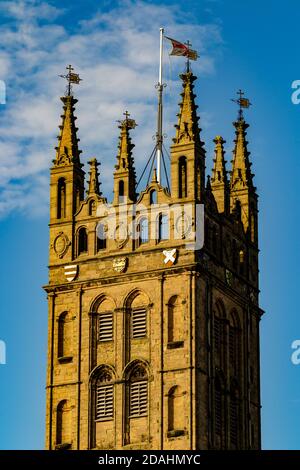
xmin=97 ymin=298 xmax=114 ymax=342
xmin=214 ymin=374 xmax=225 ymax=449
xmin=167 ymin=295 xmax=184 ymax=346
xmin=229 ymin=310 xmax=241 ymax=375
xmin=138 ymin=217 xmax=148 ymax=245
xmin=213 ymin=300 xmax=226 ymax=372
xmin=150 ymin=189 xmax=157 ymax=205
xmin=96 ymin=223 xmax=106 ymax=251
xmin=78 ymin=227 xmax=88 ymax=255
xmin=178 ymin=156 xmax=187 ymax=198
xmin=167 ymin=386 xmax=185 ymax=436
xmin=95 ymin=369 xmax=114 ymax=421
xmin=124 ymin=362 xmax=149 ymax=445
xmin=89 ymin=200 xmax=96 ymax=216
xmin=58 ymin=312 xmax=66 ymax=358
xmin=157 ymin=213 xmax=169 ymax=242
xmin=56 ymin=400 xmax=71 ymax=449
xmin=119 ymin=180 xmax=125 ymax=203
xmin=89 ymin=365 xmax=115 ymax=450
xmin=57 ymin=178 xmax=66 ymax=219
xmin=75 ymin=181 xmax=83 ymax=212
xmin=57 ymin=312 xmax=72 ymax=362
xmin=229 ymin=381 xmax=240 ymax=449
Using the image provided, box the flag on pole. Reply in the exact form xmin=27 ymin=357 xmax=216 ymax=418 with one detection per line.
xmin=164 ymin=36 xmax=198 ymax=61
xmin=69 ymin=72 xmax=81 ymax=84
xmin=239 ymin=98 xmax=250 ymax=108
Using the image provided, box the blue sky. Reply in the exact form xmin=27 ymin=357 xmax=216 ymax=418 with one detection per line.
xmin=0 ymin=0 xmax=299 ymax=449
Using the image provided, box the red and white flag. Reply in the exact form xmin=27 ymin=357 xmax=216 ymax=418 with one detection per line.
xmin=164 ymin=36 xmax=198 ymax=61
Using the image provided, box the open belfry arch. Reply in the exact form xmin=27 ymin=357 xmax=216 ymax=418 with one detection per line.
xmin=44 ymin=48 xmax=262 ymax=450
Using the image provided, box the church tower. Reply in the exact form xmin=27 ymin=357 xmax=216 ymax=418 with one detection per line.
xmin=44 ymin=65 xmax=262 ymax=450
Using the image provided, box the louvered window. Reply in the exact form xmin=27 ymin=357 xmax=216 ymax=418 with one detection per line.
xmin=131 ymin=308 xmax=147 ymax=338
xmin=98 ymin=313 xmax=113 ymax=341
xmin=215 ymin=387 xmax=222 ymax=436
xmin=96 ymin=384 xmax=114 ymax=420
xmin=130 ymin=380 xmax=148 ymax=417
xmin=230 ymin=394 xmax=238 ymax=447
xmin=214 ymin=317 xmax=221 ymax=352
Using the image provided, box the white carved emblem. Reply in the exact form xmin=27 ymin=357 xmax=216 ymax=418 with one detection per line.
xmin=163 ymin=248 xmax=177 ymax=266
xmin=113 ymin=257 xmax=127 ymax=273
xmin=64 ymin=264 xmax=78 ymax=282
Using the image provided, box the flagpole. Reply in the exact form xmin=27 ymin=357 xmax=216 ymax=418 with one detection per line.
xmin=156 ymin=27 xmax=164 ymax=184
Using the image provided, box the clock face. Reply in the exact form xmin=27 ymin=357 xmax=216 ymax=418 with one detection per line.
xmin=114 ymin=222 xmax=129 ymax=248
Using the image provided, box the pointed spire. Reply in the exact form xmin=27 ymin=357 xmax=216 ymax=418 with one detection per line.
xmin=173 ymin=71 xmax=202 ymax=146
xmin=211 ymin=136 xmax=228 ymax=185
xmin=211 ymin=135 xmax=229 ymax=214
xmin=113 ymin=111 xmax=137 ymax=204
xmin=88 ymin=158 xmax=101 ymax=196
xmin=53 ymin=95 xmax=82 ymax=167
xmin=115 ymin=112 xmax=136 ymax=177
xmin=230 ymin=117 xmax=254 ymax=191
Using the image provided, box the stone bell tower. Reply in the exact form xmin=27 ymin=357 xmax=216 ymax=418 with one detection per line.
xmin=44 ymin=65 xmax=262 ymax=450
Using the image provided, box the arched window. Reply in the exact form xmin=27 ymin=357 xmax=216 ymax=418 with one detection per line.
xmin=229 ymin=311 xmax=241 ymax=375
xmin=150 ymin=189 xmax=157 ymax=205
xmin=58 ymin=312 xmax=66 ymax=358
xmin=214 ymin=374 xmax=225 ymax=448
xmin=167 ymin=386 xmax=185 ymax=435
xmin=125 ymin=292 xmax=149 ymax=367
xmin=56 ymin=400 xmax=71 ymax=448
xmin=119 ymin=180 xmax=124 ymax=203
xmin=75 ymin=181 xmax=83 ymax=212
xmin=95 ymin=369 xmax=114 ymax=421
xmin=213 ymin=301 xmax=226 ymax=372
xmin=57 ymin=178 xmax=66 ymax=219
xmin=138 ymin=217 xmax=148 ymax=245
xmin=157 ymin=213 xmax=169 ymax=242
xmin=128 ymin=364 xmax=148 ymax=418
xmin=178 ymin=156 xmax=187 ymax=198
xmin=78 ymin=227 xmax=88 ymax=255
xmin=96 ymin=223 xmax=106 ymax=251
xmin=167 ymin=295 xmax=184 ymax=347
xmin=57 ymin=312 xmax=72 ymax=361
xmin=89 ymin=200 xmax=96 ymax=216
xmin=229 ymin=382 xmax=240 ymax=449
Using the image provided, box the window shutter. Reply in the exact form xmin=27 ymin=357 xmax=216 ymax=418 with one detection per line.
xmin=96 ymin=384 xmax=114 ymax=420
xmin=130 ymin=380 xmax=148 ymax=417
xmin=132 ymin=308 xmax=147 ymax=338
xmin=98 ymin=313 xmax=113 ymax=341
xmin=230 ymin=395 xmax=238 ymax=446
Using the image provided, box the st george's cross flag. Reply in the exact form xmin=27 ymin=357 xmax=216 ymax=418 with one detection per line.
xmin=164 ymin=36 xmax=198 ymax=61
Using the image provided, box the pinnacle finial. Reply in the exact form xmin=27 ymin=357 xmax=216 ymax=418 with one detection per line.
xmin=53 ymin=92 xmax=82 ymax=167
xmin=172 ymin=71 xmax=202 ymax=145
xmin=88 ymin=158 xmax=101 ymax=195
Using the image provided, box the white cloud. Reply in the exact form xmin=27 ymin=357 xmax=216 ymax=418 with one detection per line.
xmin=0 ymin=0 xmax=223 ymax=219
